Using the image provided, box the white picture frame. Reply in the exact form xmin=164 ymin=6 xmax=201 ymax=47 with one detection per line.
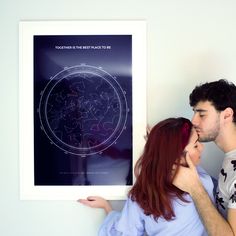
xmin=19 ymin=20 xmax=146 ymax=200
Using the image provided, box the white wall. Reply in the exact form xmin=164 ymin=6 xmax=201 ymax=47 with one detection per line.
xmin=1 ymin=0 xmax=236 ymax=235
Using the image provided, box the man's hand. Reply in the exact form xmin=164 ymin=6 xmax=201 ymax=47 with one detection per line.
xmin=173 ymin=152 xmax=235 ymax=236
xmin=173 ymin=153 xmax=201 ymax=195
xmin=78 ymin=196 xmax=112 ymax=214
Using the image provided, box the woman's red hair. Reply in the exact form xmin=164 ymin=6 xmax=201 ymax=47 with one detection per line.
xmin=129 ymin=117 xmax=192 ymax=221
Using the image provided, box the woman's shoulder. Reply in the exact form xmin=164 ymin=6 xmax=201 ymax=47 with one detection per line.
xmin=196 ymin=165 xmax=211 ymax=178
xmin=196 ymin=166 xmax=213 ymax=183
xmin=125 ymin=196 xmax=144 ymax=212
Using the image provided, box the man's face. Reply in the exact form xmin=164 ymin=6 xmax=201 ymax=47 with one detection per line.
xmin=191 ymin=101 xmax=221 ymax=142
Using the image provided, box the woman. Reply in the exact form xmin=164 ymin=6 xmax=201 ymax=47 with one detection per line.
xmin=79 ymin=117 xmax=214 ymax=236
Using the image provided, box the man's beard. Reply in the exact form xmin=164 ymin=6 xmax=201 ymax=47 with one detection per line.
xmin=197 ymin=126 xmax=220 ymax=142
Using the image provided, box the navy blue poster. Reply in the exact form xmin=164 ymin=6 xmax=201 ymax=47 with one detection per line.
xmin=34 ymin=35 xmax=132 ymax=186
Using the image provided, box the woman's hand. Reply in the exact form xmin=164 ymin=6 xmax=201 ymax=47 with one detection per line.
xmin=78 ymin=196 xmax=113 ymax=214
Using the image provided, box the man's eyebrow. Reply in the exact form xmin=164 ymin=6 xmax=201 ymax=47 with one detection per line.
xmin=193 ymin=108 xmax=207 ymax=112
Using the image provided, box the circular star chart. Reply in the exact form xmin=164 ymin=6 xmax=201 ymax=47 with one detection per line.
xmin=39 ymin=64 xmax=129 ymax=156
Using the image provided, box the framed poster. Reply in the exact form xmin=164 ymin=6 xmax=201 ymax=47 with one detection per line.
xmin=19 ymin=21 xmax=146 ymax=200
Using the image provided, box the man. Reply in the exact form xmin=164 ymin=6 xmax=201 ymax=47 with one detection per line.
xmin=173 ymin=79 xmax=236 ymax=236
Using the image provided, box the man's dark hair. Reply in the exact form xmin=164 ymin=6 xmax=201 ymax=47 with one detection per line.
xmin=189 ymin=79 xmax=236 ymax=122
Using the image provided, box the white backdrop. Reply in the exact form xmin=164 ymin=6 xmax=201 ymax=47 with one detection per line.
xmin=1 ymin=0 xmax=235 ymax=235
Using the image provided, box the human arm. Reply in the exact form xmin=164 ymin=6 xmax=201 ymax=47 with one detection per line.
xmin=78 ymin=196 xmax=145 ymax=235
xmin=173 ymin=155 xmax=235 ymax=236
xmin=191 ymin=181 xmax=235 ymax=236
xmin=228 ymin=209 xmax=236 ymax=235
xmin=78 ymin=196 xmax=112 ymax=214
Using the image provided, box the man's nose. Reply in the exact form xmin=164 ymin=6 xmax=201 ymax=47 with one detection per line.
xmin=191 ymin=114 xmax=198 ymax=126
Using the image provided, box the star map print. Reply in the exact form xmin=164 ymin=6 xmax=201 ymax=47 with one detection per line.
xmin=39 ymin=64 xmax=128 ymax=157
xmin=34 ymin=34 xmax=132 ymax=186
